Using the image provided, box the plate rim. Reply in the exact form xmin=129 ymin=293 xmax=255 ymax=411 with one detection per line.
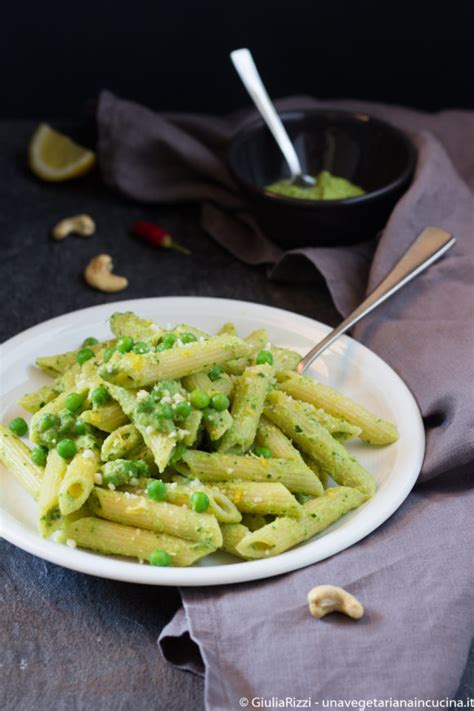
xmin=0 ymin=296 xmax=425 ymax=586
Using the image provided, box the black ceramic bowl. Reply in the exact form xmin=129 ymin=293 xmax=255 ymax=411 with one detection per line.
xmin=228 ymin=109 xmax=416 ymax=248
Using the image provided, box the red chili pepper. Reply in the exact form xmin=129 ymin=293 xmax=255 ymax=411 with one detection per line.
xmin=131 ymin=221 xmax=191 ymax=255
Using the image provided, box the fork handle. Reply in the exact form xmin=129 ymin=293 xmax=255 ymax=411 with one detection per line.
xmin=297 ymin=227 xmax=456 ymax=374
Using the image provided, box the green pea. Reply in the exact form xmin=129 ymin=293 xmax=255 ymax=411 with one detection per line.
xmin=149 ymin=549 xmax=172 ymax=567
xmin=174 ymin=401 xmax=192 ymax=421
xmin=59 ymin=411 xmax=76 ymax=434
xmin=189 ymin=389 xmax=210 ymax=410
xmin=157 ymin=403 xmax=174 ymax=420
xmin=256 ymin=349 xmax=273 ymax=366
xmin=155 ymin=343 xmax=167 ymax=352
xmin=39 ymin=413 xmax=60 ymax=432
xmin=180 ymin=332 xmax=196 ymax=344
xmin=103 ymin=347 xmax=115 ymax=363
xmin=210 ymin=393 xmax=230 ymax=412
xmin=31 ymin=445 xmax=48 ymax=467
xmin=82 ymin=337 xmax=98 ymax=347
xmin=57 ymin=439 xmax=77 ymax=460
xmin=8 ymin=417 xmax=28 ymax=437
xmin=147 ymin=479 xmax=167 ymax=501
xmin=190 ymin=491 xmax=210 ymax=513
xmin=91 ymin=386 xmax=110 ymax=407
xmin=254 ymin=446 xmax=272 ymax=459
xmin=207 ymin=365 xmax=222 ymax=381
xmin=161 ymin=333 xmax=177 ymax=348
xmin=76 ymin=348 xmax=94 ymax=365
xmin=116 ymin=336 xmax=134 ymax=353
xmin=65 ymin=392 xmax=84 ymax=413
xmin=74 ymin=419 xmax=88 ymax=436
xmin=132 ymin=341 xmax=150 ymax=354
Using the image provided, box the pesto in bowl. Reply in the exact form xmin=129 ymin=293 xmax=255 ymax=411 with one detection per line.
xmin=266 ymin=170 xmax=364 ymax=201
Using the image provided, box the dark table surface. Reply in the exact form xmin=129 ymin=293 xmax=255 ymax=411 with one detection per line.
xmin=1 ymin=121 xmax=472 ymax=710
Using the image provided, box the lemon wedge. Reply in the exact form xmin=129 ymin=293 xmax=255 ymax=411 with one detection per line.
xmin=28 ymin=123 xmax=96 ymax=182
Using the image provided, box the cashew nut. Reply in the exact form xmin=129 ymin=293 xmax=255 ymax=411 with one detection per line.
xmin=84 ymin=254 xmax=128 ymax=293
xmin=307 ymin=585 xmax=364 ymax=620
xmin=52 ymin=214 xmax=96 ymax=240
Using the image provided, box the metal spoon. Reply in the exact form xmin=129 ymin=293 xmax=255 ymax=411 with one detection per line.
xmin=297 ymin=227 xmax=456 ymax=373
xmin=230 ymin=48 xmax=315 ymax=187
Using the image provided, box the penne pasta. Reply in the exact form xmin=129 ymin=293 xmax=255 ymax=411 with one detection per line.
xmin=3 ymin=311 xmax=392 ymax=567
xmin=177 ymin=450 xmax=323 ymax=496
xmin=240 ymin=513 xmax=268 ymax=531
xmin=61 ymin=516 xmax=214 ymax=566
xmin=136 ymin=475 xmax=242 ymax=524
xmin=264 ymin=391 xmax=376 ymax=498
xmin=182 ymin=370 xmax=234 ymax=398
xmin=58 ymin=449 xmax=100 ymax=516
xmin=210 ymin=481 xmax=301 ymax=517
xmin=109 ymin=312 xmax=163 ymax=344
xmin=167 ymin=483 xmax=241 ymax=524
xmin=101 ymin=423 xmax=144 ymax=461
xmin=218 ymin=364 xmax=272 ymax=454
xmin=204 ymin=408 xmax=233 ymax=441
xmin=276 ymin=371 xmax=399 ymax=445
xmin=217 ymin=322 xmax=238 ymax=337
xmin=106 ymin=384 xmax=176 ymax=473
xmin=38 ymin=448 xmax=68 ymax=536
xmin=224 ymin=329 xmax=268 ymax=375
xmin=89 ymin=486 xmax=223 ymax=547
xmin=36 ymin=340 xmax=114 ymax=377
xmin=255 ymin=416 xmax=325 ymax=482
xmin=236 ymin=486 xmax=367 ymax=559
xmin=0 ymin=425 xmax=42 ymax=500
xmin=181 ymin=410 xmax=203 ymax=447
xmin=17 ymin=384 xmax=60 ymax=414
xmin=270 ymin=347 xmax=301 ymax=373
xmin=99 ymin=335 xmax=251 ymax=388
xmin=220 ymin=522 xmax=250 ymax=557
xmin=29 ymin=391 xmax=73 ymax=445
xmin=255 ymin=416 xmax=304 ymax=461
xmin=81 ymin=401 xmax=129 ymax=433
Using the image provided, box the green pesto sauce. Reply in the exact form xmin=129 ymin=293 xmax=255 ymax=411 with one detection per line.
xmin=266 ymin=170 xmax=364 ymax=201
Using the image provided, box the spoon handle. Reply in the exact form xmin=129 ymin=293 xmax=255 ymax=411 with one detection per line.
xmin=230 ymin=48 xmax=302 ymax=179
xmin=297 ymin=227 xmax=456 ymax=374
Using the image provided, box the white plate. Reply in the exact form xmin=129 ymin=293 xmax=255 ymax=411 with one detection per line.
xmin=0 ymin=297 xmax=424 ymax=586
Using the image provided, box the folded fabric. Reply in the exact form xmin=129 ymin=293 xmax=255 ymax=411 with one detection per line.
xmin=97 ymin=92 xmax=474 ymax=708
xmin=159 ymin=469 xmax=473 ymax=708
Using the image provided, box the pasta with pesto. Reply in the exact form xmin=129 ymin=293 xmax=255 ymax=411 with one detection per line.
xmin=0 ymin=310 xmax=398 ymax=567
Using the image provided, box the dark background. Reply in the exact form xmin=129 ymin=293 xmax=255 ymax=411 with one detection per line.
xmin=3 ymin=0 xmax=474 ymax=120
xmin=1 ymin=4 xmax=474 ymax=708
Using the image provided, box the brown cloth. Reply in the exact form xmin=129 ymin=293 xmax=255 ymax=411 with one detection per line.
xmin=97 ymin=91 xmax=474 ymax=708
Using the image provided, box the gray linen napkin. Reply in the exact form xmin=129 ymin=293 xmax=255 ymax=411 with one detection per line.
xmin=97 ymin=92 xmax=474 ymax=707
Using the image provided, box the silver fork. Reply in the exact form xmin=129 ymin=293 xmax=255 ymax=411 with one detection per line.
xmin=297 ymin=227 xmax=456 ymax=373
